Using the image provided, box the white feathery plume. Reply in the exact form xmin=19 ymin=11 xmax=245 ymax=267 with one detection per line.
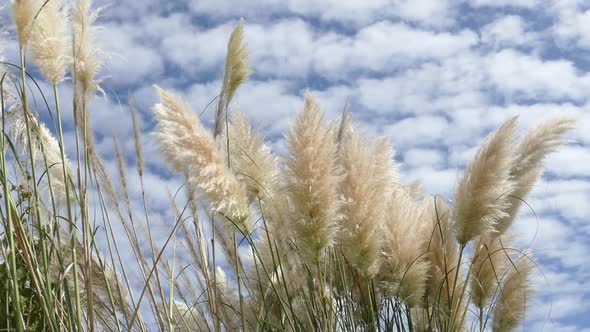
xmin=423 ymin=196 xmax=462 ymax=308
xmin=152 ymin=86 xmax=250 ymax=232
xmin=379 ymin=188 xmax=431 ymax=307
xmin=492 ymin=251 xmax=534 ymax=332
xmin=5 ymin=106 xmax=72 ymax=203
xmin=470 ymin=235 xmax=509 ymax=309
xmin=215 ymin=18 xmax=252 ymax=137
xmin=29 ymin=0 xmax=70 ymax=84
xmin=494 ymin=117 xmax=576 ymax=235
xmin=169 ymin=301 xmax=208 ymax=332
xmin=226 ymin=109 xmax=278 ymax=203
xmin=285 ymin=93 xmax=340 ymax=261
xmin=73 ymin=0 xmax=103 ymax=97
xmin=453 ymin=117 xmax=518 ymax=245
xmin=11 ymin=0 xmax=41 ymax=46
xmin=337 ymin=131 xmax=397 ymax=277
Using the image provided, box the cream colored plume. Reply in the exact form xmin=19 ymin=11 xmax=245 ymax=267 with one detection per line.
xmin=494 ymin=117 xmax=575 ymax=235
xmin=169 ymin=300 xmax=208 ymax=332
xmin=423 ymin=196 xmax=465 ymax=325
xmin=337 ymin=132 xmax=397 ymax=277
xmin=5 ymin=106 xmax=72 ymax=203
xmin=215 ymin=18 xmax=252 ymax=137
xmin=11 ymin=0 xmax=41 ymax=46
xmin=379 ymin=188 xmax=431 ymax=307
xmin=29 ymin=0 xmax=70 ymax=84
xmin=285 ymin=93 xmax=340 ymax=261
xmin=470 ymin=235 xmax=509 ymax=309
xmin=453 ymin=117 xmax=517 ymax=245
xmin=152 ymin=86 xmax=250 ymax=232
xmin=73 ymin=0 xmax=102 ymax=96
xmin=492 ymin=251 xmax=534 ymax=332
xmin=226 ymin=109 xmax=277 ymax=202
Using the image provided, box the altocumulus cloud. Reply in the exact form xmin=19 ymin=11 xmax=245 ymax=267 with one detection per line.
xmin=2 ymin=0 xmax=589 ymax=330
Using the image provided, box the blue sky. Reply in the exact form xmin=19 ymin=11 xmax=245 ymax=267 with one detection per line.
xmin=2 ymin=0 xmax=590 ymax=330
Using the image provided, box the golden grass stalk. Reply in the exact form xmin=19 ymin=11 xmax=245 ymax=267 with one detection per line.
xmin=453 ymin=117 xmax=517 ymax=245
xmin=152 ymin=86 xmax=250 ymax=232
xmin=29 ymin=0 xmax=70 ymax=84
xmin=492 ymin=251 xmax=534 ymax=332
xmin=227 ymin=109 xmax=278 ymax=202
xmin=379 ymin=188 xmax=431 ymax=307
xmin=337 ymin=132 xmax=397 ymax=277
xmin=11 ymin=0 xmax=40 ymax=46
xmin=494 ymin=117 xmax=576 ymax=235
xmin=284 ymin=93 xmax=339 ymax=261
xmin=215 ymin=18 xmax=252 ymax=137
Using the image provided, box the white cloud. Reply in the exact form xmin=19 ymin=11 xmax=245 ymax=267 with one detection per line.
xmin=471 ymin=0 xmax=539 ymax=8
xmin=549 ymin=0 xmax=590 ymax=49
xmin=188 ymin=0 xmax=456 ymax=27
xmin=545 ymin=145 xmax=590 ymax=177
xmin=486 ymin=49 xmax=590 ymax=102
xmin=383 ymin=115 xmax=449 ymax=146
xmin=357 ymin=53 xmax=486 ymax=115
xmin=480 ymin=15 xmax=539 ymax=48
xmin=403 ymin=148 xmax=445 ymax=167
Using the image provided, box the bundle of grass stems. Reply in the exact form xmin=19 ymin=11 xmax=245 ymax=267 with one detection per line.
xmin=0 ymin=1 xmax=575 ymax=331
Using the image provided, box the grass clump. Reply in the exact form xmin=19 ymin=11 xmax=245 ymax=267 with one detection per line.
xmin=0 ymin=1 xmax=576 ymax=331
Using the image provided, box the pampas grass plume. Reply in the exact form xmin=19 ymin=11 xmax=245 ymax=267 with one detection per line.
xmin=379 ymin=188 xmax=431 ymax=307
xmin=454 ymin=117 xmax=517 ymax=245
xmin=494 ymin=117 xmax=576 ymax=235
xmin=11 ymin=0 xmax=40 ymax=46
xmin=338 ymin=132 xmax=397 ymax=277
xmin=227 ymin=109 xmax=277 ymax=202
xmin=493 ymin=251 xmax=534 ymax=332
xmin=29 ymin=0 xmax=70 ymax=84
xmin=73 ymin=0 xmax=102 ymax=96
xmin=470 ymin=235 xmax=509 ymax=309
xmin=153 ymin=86 xmax=250 ymax=232
xmin=215 ymin=18 xmax=252 ymax=137
xmin=285 ymin=93 xmax=339 ymax=260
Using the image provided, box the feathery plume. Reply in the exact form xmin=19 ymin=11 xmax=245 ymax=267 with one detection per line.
xmin=453 ymin=117 xmax=518 ymax=245
xmin=5 ymin=106 xmax=72 ymax=203
xmin=285 ymin=93 xmax=340 ymax=261
xmin=424 ymin=196 xmax=463 ymax=312
xmin=493 ymin=251 xmax=534 ymax=332
xmin=29 ymin=0 xmax=70 ymax=84
xmin=227 ymin=109 xmax=277 ymax=202
xmin=152 ymin=86 xmax=250 ymax=232
xmin=215 ymin=18 xmax=252 ymax=137
xmin=169 ymin=301 xmax=208 ymax=332
xmin=470 ymin=235 xmax=509 ymax=309
xmin=214 ymin=266 xmax=241 ymax=330
xmin=11 ymin=0 xmax=40 ymax=46
xmin=379 ymin=188 xmax=431 ymax=307
xmin=494 ymin=117 xmax=576 ymax=235
xmin=338 ymin=132 xmax=397 ymax=277
xmin=73 ymin=0 xmax=102 ymax=97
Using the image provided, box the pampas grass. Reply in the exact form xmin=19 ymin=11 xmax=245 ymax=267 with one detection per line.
xmin=492 ymin=252 xmax=534 ymax=332
xmin=453 ymin=117 xmax=517 ymax=245
xmin=284 ymin=93 xmax=340 ymax=261
xmin=29 ymin=0 xmax=70 ymax=84
xmin=11 ymin=0 xmax=40 ymax=46
xmin=338 ymin=131 xmax=397 ymax=277
xmin=0 ymin=8 xmax=577 ymax=332
xmin=153 ymin=86 xmax=251 ymax=232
